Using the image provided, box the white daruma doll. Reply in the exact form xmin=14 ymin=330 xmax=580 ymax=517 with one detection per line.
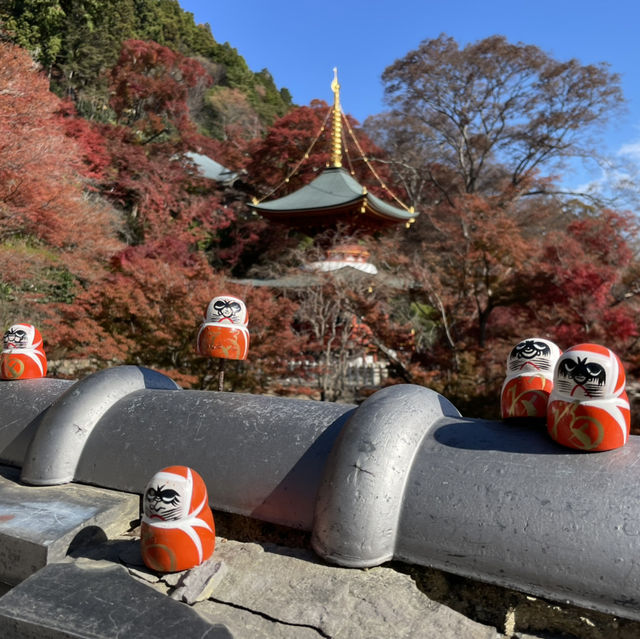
xmin=196 ymin=295 xmax=249 ymax=361
xmin=0 ymin=323 xmax=47 ymax=380
xmin=500 ymin=338 xmax=561 ymax=419
xmin=547 ymin=343 xmax=630 ymax=451
xmin=141 ymin=466 xmax=215 ymax=572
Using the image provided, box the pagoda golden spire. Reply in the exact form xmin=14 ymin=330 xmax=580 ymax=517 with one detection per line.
xmin=330 ymin=67 xmax=342 ymax=168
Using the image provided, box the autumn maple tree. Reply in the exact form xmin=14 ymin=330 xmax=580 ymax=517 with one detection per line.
xmin=49 ymin=40 xmax=225 ymax=381
xmin=532 ymin=210 xmax=639 ymax=348
xmin=109 ymin=38 xmax=210 ymax=144
xmin=353 ymin=35 xmax=637 ymax=414
xmin=353 ymin=197 xmax=640 ymax=417
xmin=49 ymin=39 xmax=302 ymax=387
xmin=0 ymin=41 xmax=122 ymax=336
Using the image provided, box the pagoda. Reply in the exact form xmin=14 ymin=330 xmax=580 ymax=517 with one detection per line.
xmin=248 ymin=70 xmax=416 ymax=232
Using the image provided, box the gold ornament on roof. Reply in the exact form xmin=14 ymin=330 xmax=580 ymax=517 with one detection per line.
xmin=249 ymin=68 xmax=419 ymax=229
xmin=331 ymin=67 xmax=342 ymax=168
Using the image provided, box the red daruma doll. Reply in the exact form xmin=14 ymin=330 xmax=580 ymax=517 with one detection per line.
xmin=547 ymin=343 xmax=630 ymax=451
xmin=501 ymin=338 xmax=561 ymax=419
xmin=0 ymin=323 xmax=47 ymax=380
xmin=141 ymin=466 xmax=215 ymax=572
xmin=196 ymin=295 xmax=249 ymax=361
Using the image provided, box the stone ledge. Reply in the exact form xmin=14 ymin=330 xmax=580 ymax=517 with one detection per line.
xmin=195 ymin=539 xmax=496 ymax=639
xmin=126 ymin=511 xmax=640 ymax=638
xmin=8 ymin=516 xmax=640 ymax=639
xmin=0 ymin=465 xmax=138 ymax=585
xmin=0 ymin=561 xmax=233 ymax=638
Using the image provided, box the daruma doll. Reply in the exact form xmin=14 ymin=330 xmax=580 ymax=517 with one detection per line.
xmin=500 ymin=338 xmax=561 ymax=419
xmin=0 ymin=323 xmax=47 ymax=380
xmin=196 ymin=295 xmax=249 ymax=361
xmin=141 ymin=466 xmax=215 ymax=572
xmin=547 ymin=343 xmax=630 ymax=452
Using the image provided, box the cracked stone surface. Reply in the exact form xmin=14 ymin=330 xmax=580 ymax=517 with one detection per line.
xmin=193 ymin=540 xmax=497 ymax=639
xmin=0 ymin=560 xmax=233 ymax=638
xmin=199 ymin=599 xmax=322 ymax=639
xmin=34 ymin=519 xmax=640 ymax=639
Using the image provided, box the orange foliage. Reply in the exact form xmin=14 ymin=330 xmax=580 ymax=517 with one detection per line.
xmin=0 ymin=41 xmax=122 ymax=331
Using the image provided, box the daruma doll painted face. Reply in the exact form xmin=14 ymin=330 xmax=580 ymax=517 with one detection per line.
xmin=196 ymin=295 xmax=249 ymax=360
xmin=547 ymin=343 xmax=630 ymax=452
xmin=205 ymin=296 xmax=248 ymax=326
xmin=0 ymin=323 xmax=47 ymax=380
xmin=141 ymin=466 xmax=215 ymax=572
xmin=500 ymin=338 xmax=561 ymax=419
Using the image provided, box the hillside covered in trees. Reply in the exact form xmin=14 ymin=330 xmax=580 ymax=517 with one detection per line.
xmin=2 ymin=1 xmax=640 ymax=423
xmin=1 ymin=0 xmax=292 ymax=135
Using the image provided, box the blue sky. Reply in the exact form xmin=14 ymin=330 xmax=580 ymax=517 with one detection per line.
xmin=179 ymin=0 xmax=640 ymax=193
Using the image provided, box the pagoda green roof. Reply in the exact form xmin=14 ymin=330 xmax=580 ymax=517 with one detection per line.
xmin=248 ymin=167 xmax=415 ymax=228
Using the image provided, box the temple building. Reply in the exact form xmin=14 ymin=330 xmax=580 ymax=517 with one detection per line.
xmin=304 ymin=244 xmax=377 ymax=275
xmin=185 ymin=151 xmax=239 ymax=186
xmin=248 ymin=69 xmax=417 ymax=232
xmin=238 ymin=72 xmax=416 ymax=401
